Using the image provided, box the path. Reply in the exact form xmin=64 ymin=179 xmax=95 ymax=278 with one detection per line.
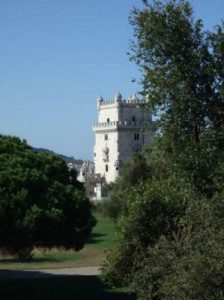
xmin=0 ymin=266 xmax=101 ymax=280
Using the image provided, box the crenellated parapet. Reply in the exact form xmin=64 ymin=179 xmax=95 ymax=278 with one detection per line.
xmin=97 ymin=92 xmax=147 ymax=108
xmin=93 ymin=120 xmax=144 ymax=127
xmin=122 ymin=98 xmax=143 ymax=105
xmin=92 ymin=120 xmax=152 ymax=132
xmin=100 ymin=100 xmax=116 ymax=106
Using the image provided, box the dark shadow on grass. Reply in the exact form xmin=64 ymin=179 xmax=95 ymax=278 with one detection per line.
xmin=86 ymin=232 xmax=107 ymax=245
xmin=0 ymin=270 xmax=136 ymax=300
xmin=0 ymin=256 xmax=58 ymax=264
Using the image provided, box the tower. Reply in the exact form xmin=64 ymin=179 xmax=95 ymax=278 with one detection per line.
xmin=93 ymin=92 xmax=154 ymax=185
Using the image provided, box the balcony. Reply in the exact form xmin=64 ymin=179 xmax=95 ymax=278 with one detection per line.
xmin=92 ymin=120 xmax=151 ymax=132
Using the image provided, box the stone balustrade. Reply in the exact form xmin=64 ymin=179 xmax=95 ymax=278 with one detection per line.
xmin=99 ymin=99 xmax=146 ymax=106
xmin=93 ymin=120 xmax=151 ymax=129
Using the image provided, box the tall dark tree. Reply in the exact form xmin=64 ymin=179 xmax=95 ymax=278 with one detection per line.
xmin=129 ymin=0 xmax=224 ymax=196
xmin=102 ymin=1 xmax=224 ymax=298
xmin=0 ymin=135 xmax=96 ymax=259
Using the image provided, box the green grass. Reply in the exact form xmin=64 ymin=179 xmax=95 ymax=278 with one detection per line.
xmin=86 ymin=213 xmax=117 ymax=249
xmin=0 ymin=213 xmax=135 ymax=299
xmin=39 ymin=250 xmax=85 ymax=261
xmin=0 ymin=213 xmax=117 ymax=270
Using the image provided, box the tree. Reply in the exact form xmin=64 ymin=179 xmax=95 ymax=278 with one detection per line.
xmin=0 ymin=135 xmax=96 ymax=259
xmin=95 ymin=150 xmax=152 ymax=221
xmin=102 ymin=1 xmax=224 ymax=298
xmin=129 ymin=0 xmax=224 ymax=196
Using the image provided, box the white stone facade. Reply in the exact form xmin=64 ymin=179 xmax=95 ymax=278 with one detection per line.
xmin=78 ymin=161 xmax=95 ymax=183
xmin=93 ymin=92 xmax=154 ymax=184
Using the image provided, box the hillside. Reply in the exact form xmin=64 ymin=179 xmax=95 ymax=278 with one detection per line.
xmin=33 ymin=148 xmax=84 ymax=165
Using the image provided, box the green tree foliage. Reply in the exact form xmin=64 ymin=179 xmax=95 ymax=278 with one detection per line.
xmin=0 ymin=135 xmax=96 ymax=259
xmin=102 ymin=1 xmax=224 ymax=298
xmin=130 ymin=0 xmax=224 ymax=197
xmin=96 ymin=150 xmax=152 ymax=221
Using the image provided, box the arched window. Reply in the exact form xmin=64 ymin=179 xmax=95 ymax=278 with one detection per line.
xmin=105 ymin=164 xmax=109 ymax=172
xmin=132 ymin=116 xmax=136 ymax=122
xmin=107 ymin=118 xmax=110 ymax=123
xmin=105 ymin=134 xmax=108 ymax=140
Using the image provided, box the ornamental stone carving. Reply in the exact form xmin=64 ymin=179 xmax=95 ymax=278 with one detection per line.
xmin=102 ymin=144 xmax=109 ymax=162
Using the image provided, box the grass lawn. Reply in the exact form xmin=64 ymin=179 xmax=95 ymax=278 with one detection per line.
xmin=0 ymin=213 xmax=135 ymax=299
xmin=0 ymin=213 xmax=117 ymax=270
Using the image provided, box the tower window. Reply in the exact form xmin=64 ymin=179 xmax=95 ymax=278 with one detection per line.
xmin=105 ymin=164 xmax=109 ymax=172
xmin=105 ymin=134 xmax=108 ymax=140
xmin=134 ymin=133 xmax=139 ymax=140
xmin=132 ymin=116 xmax=136 ymax=122
xmin=94 ymin=152 xmax=96 ymax=157
xmin=116 ymin=167 xmax=119 ymax=171
xmin=107 ymin=118 xmax=110 ymax=123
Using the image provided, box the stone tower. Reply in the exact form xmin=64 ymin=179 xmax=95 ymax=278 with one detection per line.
xmin=92 ymin=92 xmax=154 ymax=185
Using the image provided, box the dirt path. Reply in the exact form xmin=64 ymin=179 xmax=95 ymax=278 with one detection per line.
xmin=0 ymin=266 xmax=101 ymax=280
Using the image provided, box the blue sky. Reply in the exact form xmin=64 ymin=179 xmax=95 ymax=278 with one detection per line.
xmin=1 ymin=0 xmax=223 ymax=159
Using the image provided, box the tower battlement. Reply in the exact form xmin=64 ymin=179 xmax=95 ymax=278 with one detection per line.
xmin=97 ymin=92 xmax=146 ymax=108
xmin=93 ymin=120 xmax=150 ymax=131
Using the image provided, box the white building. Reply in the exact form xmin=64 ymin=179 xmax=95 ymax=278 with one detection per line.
xmin=92 ymin=91 xmax=154 ymax=185
xmin=77 ymin=161 xmax=96 ymax=198
xmin=78 ymin=161 xmax=95 ymax=183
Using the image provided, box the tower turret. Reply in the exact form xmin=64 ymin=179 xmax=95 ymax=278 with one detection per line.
xmin=97 ymin=94 xmax=104 ymax=109
xmin=114 ymin=91 xmax=122 ymax=104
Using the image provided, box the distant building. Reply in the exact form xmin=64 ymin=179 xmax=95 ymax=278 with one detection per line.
xmin=77 ymin=92 xmax=154 ymax=200
xmin=67 ymin=162 xmax=82 ymax=173
xmin=78 ymin=161 xmax=95 ymax=183
xmin=77 ymin=161 xmax=96 ymax=198
xmin=92 ymin=91 xmax=154 ymax=198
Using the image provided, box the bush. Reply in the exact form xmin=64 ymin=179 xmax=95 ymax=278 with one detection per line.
xmin=131 ymin=195 xmax=224 ymax=299
xmin=95 ymin=151 xmax=152 ymax=221
xmin=101 ymin=168 xmax=194 ymax=286
xmin=101 ymin=151 xmax=224 ymax=298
